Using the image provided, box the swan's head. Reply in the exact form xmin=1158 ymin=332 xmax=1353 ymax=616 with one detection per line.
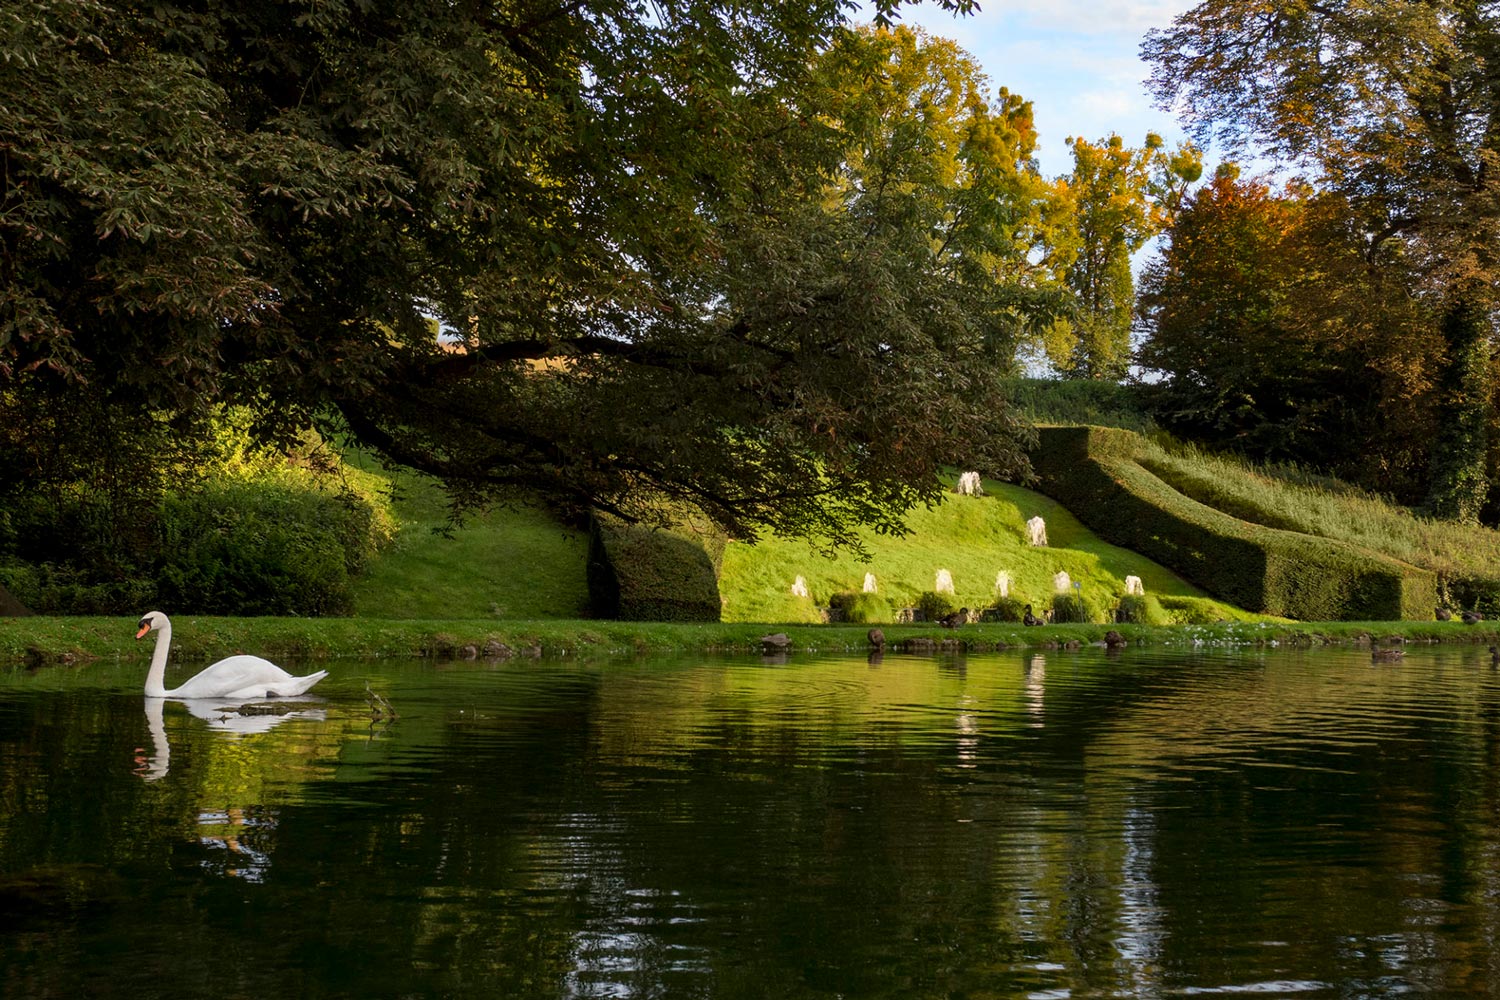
xmin=136 ymin=611 xmax=168 ymax=639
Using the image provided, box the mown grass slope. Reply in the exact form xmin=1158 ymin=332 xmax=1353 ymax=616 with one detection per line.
xmin=341 ymin=454 xmax=591 ymax=620
xmin=718 ymin=478 xmax=1254 ymax=624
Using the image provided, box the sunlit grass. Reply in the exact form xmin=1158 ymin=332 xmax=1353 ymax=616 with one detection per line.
xmin=339 ymin=454 xmax=591 ymax=620
xmin=1137 ymin=439 xmax=1500 ymax=580
xmin=718 ymin=478 xmax=1254 ymax=624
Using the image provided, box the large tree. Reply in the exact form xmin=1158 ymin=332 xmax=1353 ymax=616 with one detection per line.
xmin=1 ymin=0 xmax=1039 ymax=550
xmin=1137 ymin=172 xmax=1444 ymax=498
xmin=1143 ymin=0 xmax=1500 ymax=522
xmin=813 ymin=25 xmax=1068 ymax=362
xmin=1046 ymin=133 xmax=1200 ymax=380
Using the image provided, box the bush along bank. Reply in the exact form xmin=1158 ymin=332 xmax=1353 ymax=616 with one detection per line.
xmin=586 ymin=511 xmax=725 ymax=622
xmin=1029 ymin=426 xmax=1438 ymax=621
xmin=7 ymin=615 xmax=1500 ymax=669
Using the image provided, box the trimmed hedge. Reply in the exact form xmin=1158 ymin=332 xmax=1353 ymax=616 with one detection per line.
xmin=1029 ymin=427 xmax=1437 ymax=621
xmin=587 ymin=514 xmax=723 ymax=622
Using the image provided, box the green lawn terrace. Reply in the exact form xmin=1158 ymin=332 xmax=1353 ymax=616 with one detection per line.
xmin=717 ymin=478 xmax=1253 ymax=625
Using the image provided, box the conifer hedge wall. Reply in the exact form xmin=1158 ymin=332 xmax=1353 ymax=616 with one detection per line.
xmin=1030 ymin=427 xmax=1437 ymax=621
xmin=587 ymin=514 xmax=724 ymax=622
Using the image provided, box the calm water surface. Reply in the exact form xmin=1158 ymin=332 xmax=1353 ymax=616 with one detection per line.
xmin=4 ymin=644 xmax=1500 ymax=997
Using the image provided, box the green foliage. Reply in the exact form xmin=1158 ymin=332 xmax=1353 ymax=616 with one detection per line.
xmin=0 ymin=477 xmax=384 ymax=616
xmin=0 ymin=562 xmax=154 ymax=617
xmin=0 ymin=413 xmax=393 ymax=616
xmin=1424 ymin=297 xmax=1493 ymax=524
xmin=986 ymin=595 xmax=1029 ymax=622
xmin=917 ymin=591 xmax=958 ymax=622
xmin=1005 ymin=377 xmax=1155 ymax=433
xmin=588 ymin=515 xmax=723 ymax=623
xmin=1156 ymin=595 xmax=1228 ymax=625
xmin=1 ymin=0 xmax=1037 ymax=551
xmin=1116 ymin=593 xmax=1169 ymax=625
xmin=154 ymin=482 xmax=371 ymax=616
xmin=1030 ymin=426 xmax=1438 ymax=621
xmin=1050 ymin=592 xmax=1098 ymax=624
xmin=828 ymin=591 xmax=892 ymax=624
xmin=1046 ymin=132 xmax=1201 ymax=380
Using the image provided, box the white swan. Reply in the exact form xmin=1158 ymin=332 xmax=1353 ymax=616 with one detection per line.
xmin=135 ymin=611 xmax=328 ymax=700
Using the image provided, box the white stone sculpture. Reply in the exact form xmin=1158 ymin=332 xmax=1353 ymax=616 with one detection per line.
xmin=791 ymin=575 xmax=809 ymax=598
xmin=1027 ymin=516 xmax=1048 ymax=547
xmin=1053 ymin=571 xmax=1072 ymax=593
xmin=863 ymin=573 xmax=878 ymax=593
xmin=995 ymin=571 xmax=1011 ymax=598
xmin=956 ymin=471 xmax=984 ymax=496
xmin=1125 ymin=575 xmax=1144 ymax=596
xmin=935 ymin=569 xmax=955 ymax=595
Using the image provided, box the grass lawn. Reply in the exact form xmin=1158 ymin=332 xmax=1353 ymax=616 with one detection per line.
xmin=719 ymin=478 xmax=1255 ymax=624
xmin=340 ymin=453 xmax=591 ymax=620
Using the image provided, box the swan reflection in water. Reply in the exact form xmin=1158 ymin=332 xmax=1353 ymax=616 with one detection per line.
xmin=135 ymin=695 xmax=328 ymax=781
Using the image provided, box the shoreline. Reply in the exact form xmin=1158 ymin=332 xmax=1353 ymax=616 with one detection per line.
xmin=4 ymin=615 xmax=1498 ymax=667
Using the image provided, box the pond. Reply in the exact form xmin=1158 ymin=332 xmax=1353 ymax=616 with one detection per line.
xmin=3 ymin=644 xmax=1500 ymax=997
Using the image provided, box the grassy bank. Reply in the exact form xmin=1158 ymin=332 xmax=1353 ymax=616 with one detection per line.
xmin=722 ymin=480 xmax=1253 ymax=623
xmin=342 ymin=453 xmax=591 ymax=619
xmin=5 ymin=615 xmax=1499 ymax=669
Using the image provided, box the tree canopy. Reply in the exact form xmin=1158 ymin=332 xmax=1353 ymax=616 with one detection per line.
xmin=1143 ymin=0 xmax=1500 ymax=521
xmin=1044 ymin=132 xmax=1200 ymax=380
xmin=1137 ymin=173 xmax=1443 ymax=499
xmin=2 ymin=0 xmax=1049 ymax=550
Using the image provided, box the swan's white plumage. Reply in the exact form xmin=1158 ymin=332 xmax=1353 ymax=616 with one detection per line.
xmin=136 ymin=611 xmax=327 ymax=699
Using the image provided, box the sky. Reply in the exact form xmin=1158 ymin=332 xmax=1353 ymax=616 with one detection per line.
xmin=867 ymin=1 xmax=1203 ymax=178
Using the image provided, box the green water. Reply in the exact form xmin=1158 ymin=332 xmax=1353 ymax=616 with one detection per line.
xmin=3 ymin=645 xmax=1500 ymax=997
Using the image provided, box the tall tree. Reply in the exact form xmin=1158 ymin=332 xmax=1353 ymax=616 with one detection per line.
xmin=1143 ymin=0 xmax=1500 ymax=521
xmin=813 ymin=25 xmax=1067 ymax=364
xmin=1137 ymin=172 xmax=1444 ymax=499
xmin=1046 ymin=134 xmax=1200 ymax=380
xmin=1 ymin=0 xmax=1039 ymax=552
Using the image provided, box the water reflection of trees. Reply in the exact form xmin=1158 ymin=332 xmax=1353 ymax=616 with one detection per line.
xmin=6 ymin=652 xmax=1500 ymax=995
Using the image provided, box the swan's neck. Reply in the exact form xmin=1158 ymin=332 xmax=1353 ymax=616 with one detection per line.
xmin=144 ymin=621 xmax=172 ymax=698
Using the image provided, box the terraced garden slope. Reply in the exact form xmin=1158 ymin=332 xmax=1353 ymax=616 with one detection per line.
xmin=1029 ymin=427 xmax=1439 ymax=621
xmin=717 ymin=479 xmax=1254 ymax=624
xmin=1130 ymin=439 xmax=1500 ymax=615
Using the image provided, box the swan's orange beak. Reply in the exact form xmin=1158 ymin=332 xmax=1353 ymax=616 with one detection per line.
xmin=136 ymin=624 xmax=151 ymax=639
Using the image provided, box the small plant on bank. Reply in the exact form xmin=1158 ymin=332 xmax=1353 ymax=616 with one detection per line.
xmin=1051 ymin=592 xmax=1098 ymax=624
xmin=986 ymin=595 xmax=1028 ymax=622
xmin=828 ymin=591 xmax=891 ymax=624
xmin=1116 ymin=593 xmax=1168 ymax=625
xmin=917 ymin=590 xmax=956 ymax=622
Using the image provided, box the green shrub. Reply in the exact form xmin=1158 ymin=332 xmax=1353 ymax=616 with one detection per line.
xmin=0 ymin=413 xmax=393 ymax=616
xmin=587 ymin=513 xmax=722 ymax=622
xmin=1050 ymin=592 xmax=1098 ymax=623
xmin=0 ymin=562 xmax=154 ymax=616
xmin=917 ymin=590 xmax=956 ymax=622
xmin=1116 ymin=593 xmax=1168 ymax=625
xmin=156 ymin=480 xmax=375 ymax=616
xmin=986 ymin=595 xmax=1028 ymax=622
xmin=1446 ymin=577 xmax=1500 ymax=619
xmin=828 ymin=591 xmax=891 ymax=624
xmin=1005 ymin=377 xmax=1155 ymax=433
xmin=1030 ymin=426 xmax=1437 ymax=621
